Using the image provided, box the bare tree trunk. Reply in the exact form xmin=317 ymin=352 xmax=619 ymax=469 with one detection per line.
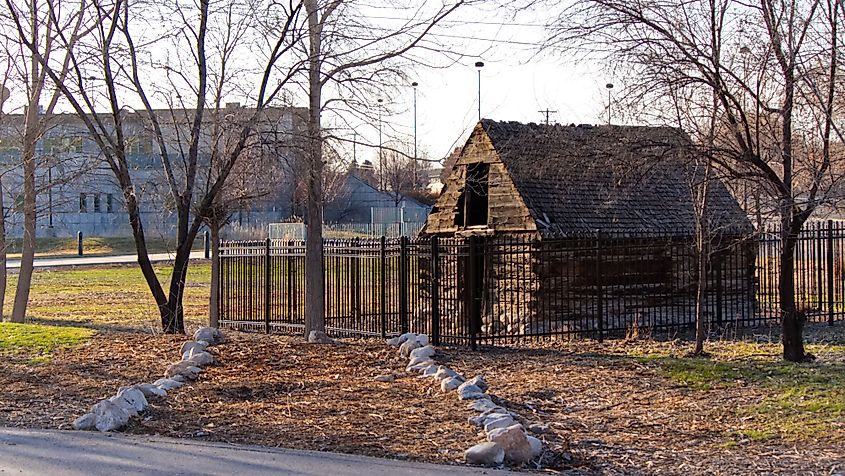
xmin=0 ymin=180 xmax=6 ymax=322
xmin=209 ymin=221 xmax=220 ymax=328
xmin=780 ymin=219 xmax=808 ymax=361
xmin=11 ymin=101 xmax=39 ymax=324
xmin=693 ymin=234 xmax=708 ymax=356
xmin=303 ymin=0 xmax=325 ymax=339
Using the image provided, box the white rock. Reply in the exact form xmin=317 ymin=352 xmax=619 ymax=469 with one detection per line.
xmin=433 ymin=366 xmax=458 ymax=381
xmin=72 ymin=413 xmax=96 ymax=431
xmin=457 ymin=381 xmax=486 ymax=400
xmin=193 ymin=327 xmax=224 ymax=345
xmin=374 ymin=373 xmax=395 ymax=383
xmin=135 ymin=383 xmax=167 ymax=397
xmin=307 ymin=330 xmax=336 ymax=344
xmin=386 ymin=336 xmax=402 ymax=347
xmin=487 ymin=424 xmax=533 ymax=464
xmin=469 ymin=399 xmax=500 ymax=412
xmin=397 ymin=332 xmax=417 ymax=345
xmin=184 ymin=350 xmax=215 ymax=367
xmin=91 ymin=400 xmax=130 ymax=432
xmin=165 ymin=361 xmax=203 ymax=379
xmin=484 ymin=415 xmax=516 ymax=433
xmin=464 ymin=441 xmax=504 ymax=466
xmin=415 ymin=334 xmax=430 ymax=346
xmin=419 ymin=365 xmax=439 ymax=377
xmin=440 ymin=376 xmax=463 ymax=392
xmin=180 ymin=340 xmax=208 ymax=355
xmin=406 ymin=360 xmax=435 ymax=372
xmin=466 ymin=375 xmax=488 ymax=393
xmin=398 ymin=339 xmax=422 ymax=358
xmin=407 ymin=355 xmax=432 ymax=367
xmin=154 ymin=378 xmax=185 ymax=391
xmin=527 ymin=435 xmax=543 ymax=458
xmin=112 ymin=387 xmax=148 ymax=414
xmin=409 ymin=345 xmax=436 ymax=360
xmin=170 ymin=374 xmax=187 ymax=383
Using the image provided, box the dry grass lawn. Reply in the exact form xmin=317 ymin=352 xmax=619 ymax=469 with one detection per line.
xmin=1 ymin=265 xmax=843 ymax=474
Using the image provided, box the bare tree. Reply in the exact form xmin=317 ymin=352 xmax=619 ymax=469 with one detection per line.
xmin=300 ymin=0 xmax=469 ymax=340
xmin=3 ymin=0 xmax=304 ymax=333
xmin=546 ymin=0 xmax=845 ymax=362
xmin=0 ymin=0 xmax=93 ymax=323
xmin=380 ymin=139 xmax=431 ymax=205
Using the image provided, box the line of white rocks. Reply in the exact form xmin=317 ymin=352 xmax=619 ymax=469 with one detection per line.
xmin=386 ymin=333 xmax=545 ymax=467
xmin=71 ymin=327 xmax=225 ymax=433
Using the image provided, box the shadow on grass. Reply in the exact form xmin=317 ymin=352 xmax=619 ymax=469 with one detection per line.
xmin=24 ymin=315 xmax=160 ymax=334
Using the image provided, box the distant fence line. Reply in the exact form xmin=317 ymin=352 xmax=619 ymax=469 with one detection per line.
xmin=268 ymin=222 xmax=426 ymax=240
xmin=219 ymin=221 xmax=845 ymax=347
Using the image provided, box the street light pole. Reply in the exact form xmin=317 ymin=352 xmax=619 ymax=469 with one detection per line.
xmin=475 ymin=61 xmax=484 ymax=122
xmin=378 ymin=98 xmax=383 ymax=190
xmin=411 ymin=81 xmax=418 ymax=187
xmin=605 ymin=83 xmax=614 ymax=125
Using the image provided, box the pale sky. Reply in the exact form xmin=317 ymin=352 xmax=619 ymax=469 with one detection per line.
xmin=336 ymin=3 xmax=614 ymax=168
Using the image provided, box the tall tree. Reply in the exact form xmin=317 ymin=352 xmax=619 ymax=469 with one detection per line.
xmin=546 ymin=0 xmax=845 ymax=362
xmin=3 ymin=0 xmax=304 ymax=332
xmin=300 ymin=0 xmax=468 ymax=340
xmin=1 ymin=0 xmax=91 ymax=323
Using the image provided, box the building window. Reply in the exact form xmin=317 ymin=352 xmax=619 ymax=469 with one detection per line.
xmin=93 ymin=194 xmax=101 ymax=213
xmin=458 ymin=162 xmax=489 ymax=227
xmin=106 ymin=194 xmax=114 ymax=213
xmin=79 ymin=193 xmax=87 ymax=213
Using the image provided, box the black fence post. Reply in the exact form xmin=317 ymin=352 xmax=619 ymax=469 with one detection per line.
xmin=379 ymin=236 xmax=387 ymax=338
xmin=204 ymin=230 xmax=211 ymax=259
xmin=431 ymin=236 xmax=441 ymax=346
xmin=595 ymin=230 xmax=604 ymax=343
xmin=264 ymin=237 xmax=271 ymax=334
xmin=828 ymin=220 xmax=835 ymax=326
xmin=399 ymin=235 xmax=409 ymax=334
xmin=352 ymin=238 xmax=360 ymax=320
xmin=467 ymin=235 xmax=479 ymax=350
xmin=77 ymin=231 xmax=83 ymax=256
xmin=715 ymin=256 xmax=724 ymax=326
xmin=287 ymin=240 xmax=294 ymax=322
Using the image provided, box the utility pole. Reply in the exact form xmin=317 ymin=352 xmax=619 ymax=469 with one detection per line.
xmin=475 ymin=61 xmax=484 ymax=121
xmin=538 ymin=108 xmax=558 ymax=125
xmin=377 ymin=98 xmax=383 ymax=190
xmin=412 ymin=81 xmax=418 ymax=188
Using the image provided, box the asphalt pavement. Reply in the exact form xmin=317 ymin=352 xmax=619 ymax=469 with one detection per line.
xmin=0 ymin=427 xmax=512 ymax=476
xmin=6 ymin=251 xmax=206 ymax=269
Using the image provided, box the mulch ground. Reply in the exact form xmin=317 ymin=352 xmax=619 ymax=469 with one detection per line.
xmin=439 ymin=340 xmax=845 ymax=475
xmin=0 ymin=330 xmax=481 ymax=465
xmin=3 ymin=329 xmax=844 ymax=474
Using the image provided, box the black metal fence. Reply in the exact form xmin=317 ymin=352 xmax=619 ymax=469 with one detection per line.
xmin=218 ymin=221 xmax=845 ymax=347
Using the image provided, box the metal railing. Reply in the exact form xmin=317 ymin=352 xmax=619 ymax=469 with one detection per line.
xmin=218 ymin=222 xmax=845 ymax=347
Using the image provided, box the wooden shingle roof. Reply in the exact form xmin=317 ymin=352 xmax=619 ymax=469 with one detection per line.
xmin=481 ymin=119 xmax=752 ymax=237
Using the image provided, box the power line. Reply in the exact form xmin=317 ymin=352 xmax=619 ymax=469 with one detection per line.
xmin=538 ymin=108 xmax=558 ymax=125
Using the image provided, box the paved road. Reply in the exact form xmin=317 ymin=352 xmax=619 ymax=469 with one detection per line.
xmin=0 ymin=428 xmax=511 ymax=476
xmin=6 ymin=251 xmax=206 ymax=269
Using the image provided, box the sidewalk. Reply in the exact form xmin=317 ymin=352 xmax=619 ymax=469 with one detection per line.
xmin=0 ymin=428 xmax=512 ymax=476
xmin=6 ymin=251 xmax=206 ymax=269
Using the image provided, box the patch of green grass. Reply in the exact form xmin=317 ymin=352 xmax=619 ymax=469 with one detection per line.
xmin=630 ymin=339 xmax=845 ymax=442
xmin=0 ymin=322 xmax=94 ymax=354
xmin=4 ymin=263 xmax=211 ymax=330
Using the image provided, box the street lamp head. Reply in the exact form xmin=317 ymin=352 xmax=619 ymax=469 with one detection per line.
xmin=411 ymin=81 xmax=418 ymax=87
xmin=739 ymin=45 xmax=752 ymax=55
xmin=377 ymin=98 xmax=383 ymax=104
xmin=605 ymin=83 xmax=614 ymax=89
xmin=475 ymin=61 xmax=484 ymax=68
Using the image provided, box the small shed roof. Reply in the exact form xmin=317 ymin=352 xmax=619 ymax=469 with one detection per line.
xmin=480 ymin=120 xmax=752 ymax=237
